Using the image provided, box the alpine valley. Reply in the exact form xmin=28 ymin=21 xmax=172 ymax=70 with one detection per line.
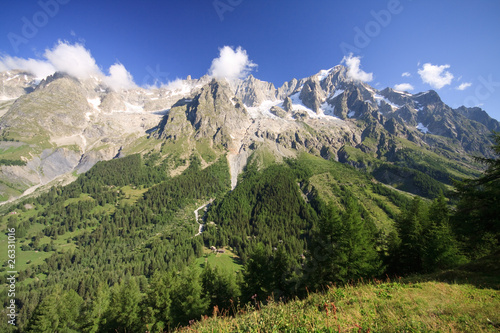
xmin=0 ymin=64 xmax=499 ymax=332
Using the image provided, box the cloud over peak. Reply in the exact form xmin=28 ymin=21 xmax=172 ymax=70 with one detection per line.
xmin=0 ymin=41 xmax=137 ymax=91
xmin=103 ymin=63 xmax=137 ymax=91
xmin=0 ymin=55 xmax=55 ymax=79
xmin=44 ymin=41 xmax=101 ymax=80
xmin=209 ymin=46 xmax=257 ymax=81
xmin=342 ymin=54 xmax=373 ymax=83
xmin=418 ymin=63 xmax=454 ymax=89
xmin=394 ymin=83 xmax=414 ymax=91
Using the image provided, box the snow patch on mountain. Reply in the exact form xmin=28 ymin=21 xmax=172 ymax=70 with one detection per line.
xmin=417 ymin=123 xmax=430 ymax=134
xmin=247 ymin=100 xmax=282 ymax=119
xmin=414 ymin=91 xmax=430 ymax=97
xmin=317 ymin=68 xmax=334 ymax=81
xmin=289 ymin=92 xmax=319 ymax=118
xmin=87 ymin=98 xmax=100 ymax=110
xmin=394 ymin=90 xmax=413 ymax=97
xmin=374 ymin=94 xmax=400 ymax=109
xmin=332 ymin=89 xmax=345 ymax=99
xmin=321 ymin=101 xmax=335 ymax=117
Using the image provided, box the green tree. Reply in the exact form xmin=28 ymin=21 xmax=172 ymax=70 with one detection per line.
xmin=423 ymin=195 xmax=465 ymax=271
xmin=142 ymin=271 xmax=173 ymax=332
xmin=242 ymin=243 xmax=274 ymax=302
xmin=394 ymin=196 xmax=428 ymax=274
xmin=305 ymin=197 xmax=381 ymax=288
xmin=201 ymin=264 xmax=240 ymax=314
xmin=170 ymin=266 xmax=209 ymax=326
xmin=80 ymin=284 xmax=110 ymax=333
xmin=105 ymin=278 xmax=142 ymax=332
xmin=28 ymin=287 xmax=84 ymax=333
xmin=337 ymin=196 xmax=382 ymax=281
xmin=304 ymin=202 xmax=343 ymax=290
xmin=453 ymin=132 xmax=500 ymax=257
xmin=272 ymin=244 xmax=294 ymax=298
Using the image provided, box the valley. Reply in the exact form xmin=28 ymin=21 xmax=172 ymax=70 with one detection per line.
xmin=0 ymin=64 xmax=499 ymax=332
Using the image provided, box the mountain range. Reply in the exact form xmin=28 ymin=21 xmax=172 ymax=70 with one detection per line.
xmin=0 ymin=64 xmax=498 ymax=202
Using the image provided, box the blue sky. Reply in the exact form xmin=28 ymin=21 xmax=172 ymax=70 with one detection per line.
xmin=1 ymin=0 xmax=499 ymax=120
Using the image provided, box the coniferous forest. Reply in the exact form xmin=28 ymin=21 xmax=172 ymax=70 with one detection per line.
xmin=0 ymin=133 xmax=499 ymax=332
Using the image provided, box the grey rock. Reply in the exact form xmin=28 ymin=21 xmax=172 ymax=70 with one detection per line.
xmin=283 ymin=97 xmax=293 ymax=112
xmin=235 ymin=74 xmax=277 ymax=107
xmin=299 ymin=77 xmax=325 ymax=113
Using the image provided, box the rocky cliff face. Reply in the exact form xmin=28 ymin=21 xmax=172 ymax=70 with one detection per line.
xmin=158 ymin=79 xmax=250 ymax=147
xmin=0 ymin=70 xmax=37 ymax=100
xmin=235 ymin=75 xmax=278 ymax=107
xmin=0 ymin=63 xmax=498 ymax=202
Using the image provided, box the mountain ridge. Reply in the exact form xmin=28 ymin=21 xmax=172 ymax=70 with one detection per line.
xmin=0 ymin=64 xmax=498 ymax=202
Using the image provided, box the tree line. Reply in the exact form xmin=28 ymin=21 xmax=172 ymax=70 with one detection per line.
xmin=1 ymin=133 xmax=499 ymax=332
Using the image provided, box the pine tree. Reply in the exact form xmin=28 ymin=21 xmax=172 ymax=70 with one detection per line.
xmin=105 ymin=278 xmax=142 ymax=332
xmin=142 ymin=271 xmax=173 ymax=332
xmin=28 ymin=287 xmax=84 ymax=332
xmin=272 ymin=244 xmax=293 ymax=298
xmin=80 ymin=284 xmax=110 ymax=333
xmin=453 ymin=132 xmax=500 ymax=257
xmin=395 ymin=196 xmax=428 ymax=274
xmin=305 ymin=197 xmax=381 ymax=288
xmin=170 ymin=266 xmax=209 ymax=326
xmin=242 ymin=243 xmax=274 ymax=301
xmin=304 ymin=202 xmax=343 ymax=290
xmin=423 ymin=194 xmax=465 ymax=271
xmin=337 ymin=196 xmax=382 ymax=281
xmin=201 ymin=264 xmax=240 ymax=314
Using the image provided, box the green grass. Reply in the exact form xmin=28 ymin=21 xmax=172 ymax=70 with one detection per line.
xmin=196 ymin=139 xmax=218 ymax=163
xmin=121 ymin=135 xmax=161 ymax=156
xmin=0 ymin=144 xmax=28 ymax=156
xmin=297 ymin=153 xmax=405 ymax=232
xmin=119 ymin=185 xmax=148 ymax=206
xmin=248 ymin=145 xmax=278 ymax=170
xmin=181 ymin=281 xmax=500 ymax=333
xmin=180 ymin=253 xmax=500 ymax=332
xmin=63 ymin=193 xmax=94 ymax=206
xmin=10 ymin=250 xmax=53 ymax=272
xmin=195 ymin=247 xmax=243 ymax=274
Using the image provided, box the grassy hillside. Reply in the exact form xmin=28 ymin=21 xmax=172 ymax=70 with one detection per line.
xmin=178 ymin=253 xmax=500 ymax=332
xmin=0 ymin=143 xmax=496 ymax=332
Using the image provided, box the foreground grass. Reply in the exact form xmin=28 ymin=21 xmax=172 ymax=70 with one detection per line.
xmin=179 ymin=253 xmax=500 ymax=332
xmin=180 ymin=279 xmax=499 ymax=332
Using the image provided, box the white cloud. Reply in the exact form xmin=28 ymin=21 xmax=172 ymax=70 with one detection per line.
xmin=456 ymin=82 xmax=472 ymax=91
xmin=0 ymin=41 xmax=140 ymax=91
xmin=44 ymin=41 xmax=101 ymax=80
xmin=0 ymin=55 xmax=55 ymax=79
xmin=402 ymin=72 xmax=411 ymax=77
xmin=103 ymin=63 xmax=137 ymax=91
xmin=394 ymin=83 xmax=414 ymax=91
xmin=209 ymin=46 xmax=257 ymax=81
xmin=417 ymin=63 xmax=454 ymax=89
xmin=342 ymin=54 xmax=373 ymax=83
xmin=162 ymin=78 xmax=186 ymax=90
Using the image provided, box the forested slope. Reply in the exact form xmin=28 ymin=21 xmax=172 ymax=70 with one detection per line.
xmin=0 ymin=132 xmax=498 ymax=332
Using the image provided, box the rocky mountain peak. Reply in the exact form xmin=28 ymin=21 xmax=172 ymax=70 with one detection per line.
xmin=0 ymin=70 xmax=37 ymax=100
xmin=320 ymin=65 xmax=348 ymax=96
xmin=1 ymin=61 xmax=500 ymax=203
xmin=455 ymin=106 xmax=500 ymax=132
xmin=158 ymin=79 xmax=249 ymax=146
xmin=235 ymin=75 xmax=277 ymax=107
xmin=413 ymin=90 xmax=442 ymax=106
xmin=299 ymin=77 xmax=326 ymax=113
